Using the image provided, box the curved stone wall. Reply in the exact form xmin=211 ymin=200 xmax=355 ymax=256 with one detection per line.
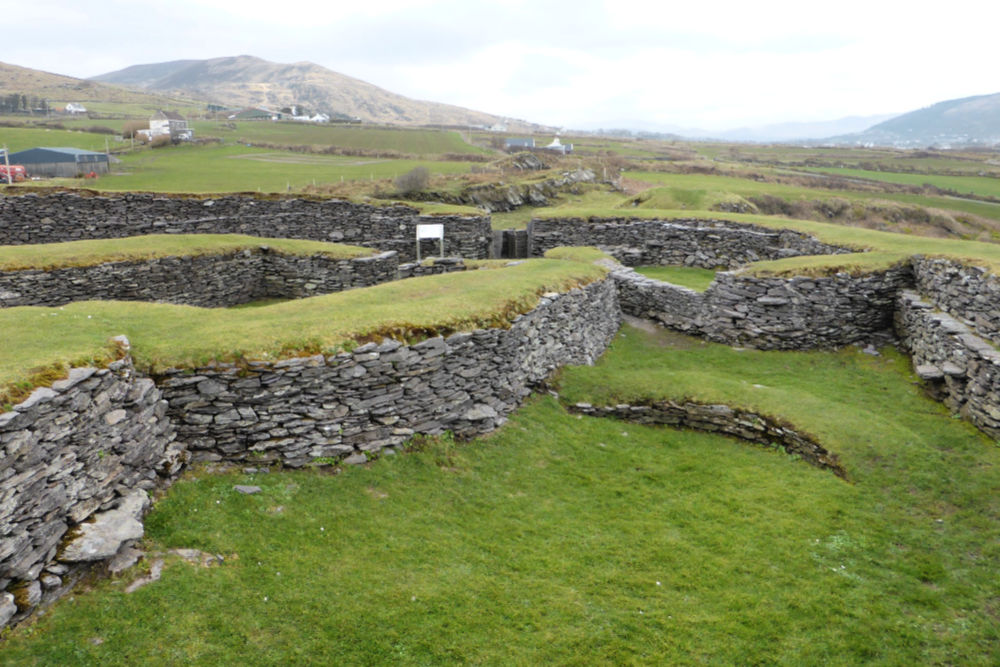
xmin=528 ymin=216 xmax=850 ymax=267
xmin=0 ymin=249 xmax=398 ymax=308
xmin=569 ymin=400 xmax=846 ymax=477
xmin=155 ymin=277 xmax=621 ymax=467
xmin=0 ymin=192 xmax=491 ymax=262
xmin=615 ymin=264 xmax=913 ymax=350
xmin=0 ymin=348 xmax=183 ymax=628
xmin=912 ymin=256 xmax=1000 ymax=346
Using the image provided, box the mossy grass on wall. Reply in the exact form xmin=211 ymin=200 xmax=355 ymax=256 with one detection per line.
xmin=0 ymin=259 xmax=607 ymax=407
xmin=0 ymin=234 xmax=377 ymax=272
xmin=536 ymin=207 xmax=1000 ymax=275
xmin=5 ymin=331 xmax=1000 ymax=662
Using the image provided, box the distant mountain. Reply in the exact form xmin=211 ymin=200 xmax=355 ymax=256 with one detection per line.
xmin=711 ymin=114 xmax=899 ymax=143
xmin=92 ymin=55 xmax=542 ymax=129
xmin=0 ymin=61 xmax=199 ymax=108
xmin=830 ymin=93 xmax=1000 ymax=147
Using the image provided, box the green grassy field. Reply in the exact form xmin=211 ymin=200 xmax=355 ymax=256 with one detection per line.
xmin=807 ymin=167 xmax=1000 ymax=199
xmin=196 ymin=122 xmax=490 ymax=155
xmin=625 ymin=170 xmax=1000 ymax=224
xmin=4 ymin=326 xmax=999 ymax=663
xmin=45 ymin=144 xmax=479 ymax=193
xmin=0 ymin=126 xmax=130 ymax=153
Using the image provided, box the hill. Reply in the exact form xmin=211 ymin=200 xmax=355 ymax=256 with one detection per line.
xmin=0 ymin=61 xmax=201 ymax=110
xmin=832 ymin=92 xmax=1000 ymax=148
xmin=92 ymin=55 xmax=543 ymax=130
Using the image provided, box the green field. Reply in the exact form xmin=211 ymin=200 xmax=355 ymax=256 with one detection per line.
xmin=51 ymin=144 xmax=478 ymax=193
xmin=633 ymin=265 xmax=719 ymax=290
xmin=807 ymin=167 xmax=1000 ymax=199
xmin=5 ymin=326 xmax=1000 ymax=663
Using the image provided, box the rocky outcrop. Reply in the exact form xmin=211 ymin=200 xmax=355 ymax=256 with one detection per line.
xmin=404 ymin=169 xmax=596 ymax=212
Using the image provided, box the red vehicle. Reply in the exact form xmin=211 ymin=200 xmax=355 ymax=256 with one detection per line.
xmin=0 ymin=164 xmax=26 ymax=183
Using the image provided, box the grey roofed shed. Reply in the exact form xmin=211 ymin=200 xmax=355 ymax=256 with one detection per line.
xmin=5 ymin=147 xmax=110 ymax=178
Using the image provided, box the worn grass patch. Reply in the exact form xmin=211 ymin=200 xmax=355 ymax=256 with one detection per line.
xmin=633 ymin=265 xmax=719 ymax=291
xmin=0 ymin=259 xmax=606 ymax=406
xmin=0 ymin=234 xmax=375 ymax=272
xmin=5 ymin=333 xmax=1000 ymax=663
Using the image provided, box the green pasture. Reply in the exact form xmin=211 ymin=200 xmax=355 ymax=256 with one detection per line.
xmin=807 ymin=167 xmax=1000 ymax=199
xmin=52 ymin=144 xmax=476 ymax=193
xmin=195 ymin=122 xmax=490 ymax=155
xmin=0 ymin=234 xmax=373 ymax=272
xmin=625 ymin=170 xmax=1000 ymax=224
xmin=5 ymin=325 xmax=1000 ymax=663
xmin=0 ymin=258 xmax=605 ymax=405
xmin=0 ymin=126 xmax=130 ymax=153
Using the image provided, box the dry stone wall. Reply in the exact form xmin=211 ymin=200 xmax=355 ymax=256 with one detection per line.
xmin=0 ymin=192 xmax=491 ymax=262
xmin=615 ymin=264 xmax=913 ymax=350
xmin=0 ymin=346 xmax=183 ymax=628
xmin=569 ymin=401 xmax=845 ymax=477
xmin=528 ymin=217 xmax=849 ymax=267
xmin=895 ymin=290 xmax=1000 ymax=438
xmin=154 ymin=277 xmax=620 ymax=467
xmin=912 ymin=256 xmax=1000 ymax=346
xmin=0 ymin=249 xmax=398 ymax=308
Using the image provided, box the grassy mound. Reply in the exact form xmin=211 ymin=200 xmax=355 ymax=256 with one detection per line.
xmin=0 ymin=259 xmax=607 ymax=407
xmin=0 ymin=234 xmax=376 ymax=272
xmin=4 ymin=326 xmax=999 ymax=663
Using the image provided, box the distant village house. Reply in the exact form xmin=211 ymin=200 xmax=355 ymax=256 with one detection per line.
xmin=504 ymin=137 xmax=535 ymax=150
xmin=63 ymin=103 xmax=87 ymax=115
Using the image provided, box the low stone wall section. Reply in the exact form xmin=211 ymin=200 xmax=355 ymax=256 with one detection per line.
xmin=615 ymin=264 xmax=913 ymax=350
xmin=528 ymin=217 xmax=850 ymax=268
xmin=0 ymin=249 xmax=399 ymax=308
xmin=569 ymin=400 xmax=845 ymax=477
xmin=0 ymin=192 xmax=491 ymax=262
xmin=895 ymin=290 xmax=1000 ymax=438
xmin=0 ymin=347 xmax=184 ymax=628
xmin=154 ymin=277 xmax=621 ymax=467
xmin=912 ymin=256 xmax=1000 ymax=346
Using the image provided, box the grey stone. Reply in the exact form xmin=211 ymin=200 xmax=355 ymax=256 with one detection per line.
xmin=0 ymin=593 xmax=15 ymax=626
xmin=233 ymin=485 xmax=262 ymax=495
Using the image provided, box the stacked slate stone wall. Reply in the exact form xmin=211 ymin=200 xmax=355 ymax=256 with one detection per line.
xmin=895 ymin=290 xmax=1000 ymax=438
xmin=154 ymin=277 xmax=620 ymax=467
xmin=912 ymin=256 xmax=1000 ymax=346
xmin=0 ymin=192 xmax=491 ymax=261
xmin=528 ymin=217 xmax=850 ymax=267
xmin=0 ymin=348 xmax=183 ymax=628
xmin=569 ymin=401 xmax=845 ymax=477
xmin=397 ymin=257 xmax=469 ymax=279
xmin=615 ymin=263 xmax=913 ymax=350
xmin=0 ymin=250 xmax=398 ymax=308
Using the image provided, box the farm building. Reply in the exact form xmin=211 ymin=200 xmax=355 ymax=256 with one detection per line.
xmin=505 ymin=137 xmax=535 ymax=150
xmin=4 ymin=147 xmax=110 ymax=177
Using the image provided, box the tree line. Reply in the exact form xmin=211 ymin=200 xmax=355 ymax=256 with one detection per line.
xmin=0 ymin=94 xmax=51 ymax=114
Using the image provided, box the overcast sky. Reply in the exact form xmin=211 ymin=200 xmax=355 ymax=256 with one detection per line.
xmin=5 ymin=0 xmax=999 ymax=131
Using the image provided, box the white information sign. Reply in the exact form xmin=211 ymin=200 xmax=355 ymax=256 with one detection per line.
xmin=415 ymin=223 xmax=445 ymax=261
xmin=416 ymin=223 xmax=444 ymax=240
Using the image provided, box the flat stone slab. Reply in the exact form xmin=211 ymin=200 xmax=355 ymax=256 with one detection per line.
xmin=60 ymin=491 xmax=149 ymax=563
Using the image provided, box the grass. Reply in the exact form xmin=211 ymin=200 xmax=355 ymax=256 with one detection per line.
xmin=536 ymin=206 xmax=1000 ymax=275
xmin=808 ymin=167 xmax=1000 ymax=199
xmin=0 ymin=234 xmax=374 ymax=272
xmin=5 ymin=325 xmax=1000 ymax=663
xmin=0 ymin=259 xmax=606 ymax=406
xmin=633 ymin=265 xmax=718 ymax=290
xmin=193 ymin=121 xmax=491 ymax=155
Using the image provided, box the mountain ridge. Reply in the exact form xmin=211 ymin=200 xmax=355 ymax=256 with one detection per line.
xmin=91 ymin=55 xmax=544 ymax=130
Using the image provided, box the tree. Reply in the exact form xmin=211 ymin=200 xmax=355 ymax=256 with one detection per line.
xmin=394 ymin=166 xmax=430 ymax=194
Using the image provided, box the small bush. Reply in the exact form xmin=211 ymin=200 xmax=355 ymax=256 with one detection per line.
xmin=394 ymin=166 xmax=430 ymax=194
xmin=122 ymin=121 xmax=148 ymax=139
xmin=150 ymin=135 xmax=172 ymax=149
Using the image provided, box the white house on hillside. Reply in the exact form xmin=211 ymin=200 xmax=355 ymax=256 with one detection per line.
xmin=141 ymin=110 xmax=193 ymax=141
